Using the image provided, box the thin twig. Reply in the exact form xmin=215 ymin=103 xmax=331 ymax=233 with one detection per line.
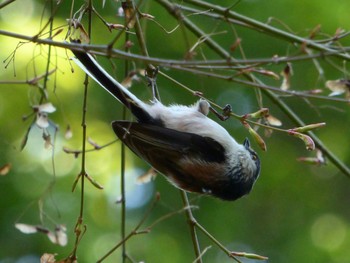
xmin=2 ymin=29 xmax=350 ymax=70
xmin=194 ymin=222 xmax=241 ymax=263
xmin=184 ymin=0 xmax=350 ymax=60
xmin=63 ymin=139 xmax=118 ymax=157
xmin=159 ymin=66 xmax=349 ymax=104
xmin=181 ymin=191 xmax=203 ymax=263
xmin=195 ymin=221 xmax=268 ymax=262
xmin=192 ymin=246 xmax=212 ymax=263
xmin=0 ymin=0 xmax=15 ymax=9
xmin=145 ymin=204 xmax=199 ymax=230
xmin=97 ymin=193 xmax=160 ymax=262
xmin=0 ymin=69 xmax=56 ymax=85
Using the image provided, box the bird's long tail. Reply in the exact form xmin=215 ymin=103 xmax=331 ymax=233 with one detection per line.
xmin=72 ymin=49 xmax=152 ymax=122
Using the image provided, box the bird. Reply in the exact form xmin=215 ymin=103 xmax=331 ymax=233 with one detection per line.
xmin=72 ymin=49 xmax=261 ymax=201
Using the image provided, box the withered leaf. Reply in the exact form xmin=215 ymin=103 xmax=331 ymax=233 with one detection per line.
xmin=326 ymin=79 xmax=350 ymax=98
xmin=136 ymin=168 xmax=158 ymax=184
xmin=280 ymin=63 xmax=293 ymax=91
xmin=0 ymin=163 xmax=11 ymax=176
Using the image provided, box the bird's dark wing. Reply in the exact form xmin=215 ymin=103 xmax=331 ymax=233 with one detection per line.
xmin=112 ymin=121 xmax=230 ymax=196
xmin=111 ymin=121 xmax=226 ymax=164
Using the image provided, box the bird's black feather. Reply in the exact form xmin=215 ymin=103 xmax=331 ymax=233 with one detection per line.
xmin=112 ymin=121 xmax=226 ymax=164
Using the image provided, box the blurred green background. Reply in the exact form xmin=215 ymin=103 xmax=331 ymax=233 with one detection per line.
xmin=1 ymin=0 xmax=350 ymax=262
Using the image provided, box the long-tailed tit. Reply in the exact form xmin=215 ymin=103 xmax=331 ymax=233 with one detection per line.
xmin=72 ymin=50 xmax=261 ymax=201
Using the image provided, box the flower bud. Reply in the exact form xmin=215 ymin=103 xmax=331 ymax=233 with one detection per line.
xmin=231 ymin=251 xmax=268 ymax=260
xmin=242 ymin=121 xmax=267 ymax=151
xmin=288 ymin=122 xmax=326 ymax=133
xmin=288 ymin=131 xmax=315 ymax=151
xmin=297 ymin=149 xmax=325 ymax=165
xmin=243 ymin=108 xmax=269 ymax=120
xmin=297 ymin=157 xmax=321 ymax=165
xmin=86 ymin=173 xmax=104 ymax=189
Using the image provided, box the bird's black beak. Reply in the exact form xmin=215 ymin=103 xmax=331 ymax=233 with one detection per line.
xmin=243 ymin=138 xmax=251 ymax=150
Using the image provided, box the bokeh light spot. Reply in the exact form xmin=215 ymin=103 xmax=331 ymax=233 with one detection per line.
xmin=310 ymin=213 xmax=347 ymax=251
xmin=0 ymin=0 xmax=35 ymax=28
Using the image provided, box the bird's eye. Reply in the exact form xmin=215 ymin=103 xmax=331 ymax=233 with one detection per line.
xmin=251 ymin=154 xmax=257 ymax=161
